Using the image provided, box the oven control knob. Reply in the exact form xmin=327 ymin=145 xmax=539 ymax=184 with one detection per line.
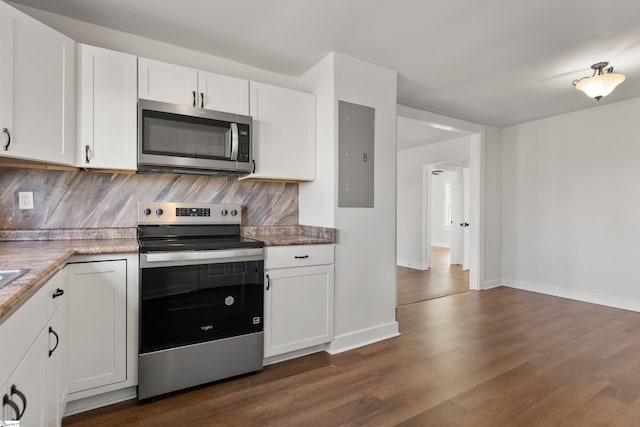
xmin=221 ymin=209 xmax=228 ymax=217
xmin=143 ymin=208 xmax=151 ymax=216
xmin=156 ymin=208 xmax=164 ymax=216
xmin=231 ymin=209 xmax=238 ymax=216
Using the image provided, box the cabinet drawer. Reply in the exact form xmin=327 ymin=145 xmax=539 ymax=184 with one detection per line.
xmin=265 ymin=245 xmax=334 ymax=269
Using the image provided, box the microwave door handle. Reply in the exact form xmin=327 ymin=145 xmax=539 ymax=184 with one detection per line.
xmin=230 ymin=123 xmax=239 ymax=161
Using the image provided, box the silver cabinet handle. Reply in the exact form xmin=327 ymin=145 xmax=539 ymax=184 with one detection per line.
xmin=3 ymin=128 xmax=10 ymax=151
xmin=85 ymin=145 xmax=91 ymax=163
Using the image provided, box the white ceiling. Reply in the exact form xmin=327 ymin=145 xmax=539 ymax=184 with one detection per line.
xmin=9 ymin=0 xmax=640 ymax=127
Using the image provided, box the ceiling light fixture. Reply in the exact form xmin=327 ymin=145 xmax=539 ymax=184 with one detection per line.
xmin=573 ymin=62 xmax=625 ymax=101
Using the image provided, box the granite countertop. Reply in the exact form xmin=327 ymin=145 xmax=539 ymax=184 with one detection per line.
xmin=242 ymin=225 xmax=336 ymax=246
xmin=0 ymin=238 xmax=138 ymax=323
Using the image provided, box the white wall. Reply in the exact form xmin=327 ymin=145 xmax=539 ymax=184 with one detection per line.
xmin=299 ymin=53 xmax=400 ymax=353
xmin=397 ymin=137 xmax=471 ymax=269
xmin=299 ymin=55 xmax=335 ymax=227
xmin=332 ymin=53 xmax=398 ymax=351
xmin=482 ymin=126 xmax=503 ymax=287
xmin=12 ymin=4 xmax=299 ymax=89
xmin=430 ymin=171 xmax=453 ymax=247
xmin=501 ymin=97 xmax=640 ymax=310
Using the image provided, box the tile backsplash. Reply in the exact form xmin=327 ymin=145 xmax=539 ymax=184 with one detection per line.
xmin=0 ymin=168 xmax=298 ymax=229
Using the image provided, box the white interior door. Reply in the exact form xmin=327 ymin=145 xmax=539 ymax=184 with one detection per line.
xmin=462 ymin=167 xmax=471 ymax=271
xmin=449 ymin=168 xmax=462 ymax=265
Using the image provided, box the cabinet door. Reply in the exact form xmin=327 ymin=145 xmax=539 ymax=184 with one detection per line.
xmin=138 ymin=57 xmax=198 ymax=106
xmin=0 ymin=2 xmax=75 ymax=165
xmin=67 ymin=260 xmax=127 ymax=393
xmin=198 ymin=70 xmax=249 ymax=115
xmin=46 ymin=304 xmax=66 ymax=426
xmin=78 ymin=44 xmax=137 ymax=170
xmin=2 ymin=329 xmax=48 ymax=426
xmin=264 ymin=265 xmax=334 ymax=357
xmin=246 ymin=82 xmax=316 ymax=181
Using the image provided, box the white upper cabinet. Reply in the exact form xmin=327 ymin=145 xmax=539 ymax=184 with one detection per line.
xmin=198 ymin=70 xmax=249 ymax=115
xmin=0 ymin=1 xmax=75 ymax=165
xmin=77 ymin=44 xmax=137 ymax=170
xmin=138 ymin=58 xmax=249 ymax=115
xmin=243 ymin=81 xmax=316 ymax=181
xmin=138 ymin=58 xmax=198 ymax=106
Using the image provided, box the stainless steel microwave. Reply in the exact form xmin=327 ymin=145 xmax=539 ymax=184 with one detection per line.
xmin=137 ymin=99 xmax=253 ymax=176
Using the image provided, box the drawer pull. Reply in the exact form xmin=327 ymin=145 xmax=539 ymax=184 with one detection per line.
xmin=294 ymin=255 xmax=309 ymax=259
xmin=49 ymin=326 xmax=60 ymax=357
xmin=3 ymin=127 xmax=10 ymax=151
xmin=266 ymin=274 xmax=270 ymax=291
xmin=10 ymin=385 xmax=26 ymax=419
xmin=2 ymin=395 xmax=20 ymax=420
xmin=52 ymin=288 xmax=64 ymax=299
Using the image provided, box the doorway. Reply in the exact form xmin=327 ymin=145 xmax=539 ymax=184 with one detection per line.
xmin=396 ymin=105 xmax=483 ymax=305
xmin=397 ymin=164 xmax=470 ymax=305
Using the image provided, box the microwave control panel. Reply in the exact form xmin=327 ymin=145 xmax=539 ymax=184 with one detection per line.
xmin=238 ymin=125 xmax=250 ymax=162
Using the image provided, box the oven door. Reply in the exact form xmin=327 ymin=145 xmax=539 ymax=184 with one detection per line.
xmin=139 ymin=248 xmax=264 ymax=354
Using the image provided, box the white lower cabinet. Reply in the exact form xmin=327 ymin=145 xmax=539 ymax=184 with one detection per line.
xmin=65 ymin=253 xmax=138 ymax=408
xmin=67 ymin=260 xmax=127 ymax=393
xmin=2 ymin=329 xmax=48 ymax=426
xmin=264 ymin=245 xmax=334 ymax=360
xmin=0 ymin=253 xmax=138 ymax=425
xmin=46 ymin=296 xmax=67 ymax=426
xmin=0 ymin=267 xmax=67 ymax=427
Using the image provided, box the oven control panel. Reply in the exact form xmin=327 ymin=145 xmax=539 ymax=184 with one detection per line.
xmin=138 ymin=202 xmax=242 ymax=225
xmin=176 ymin=207 xmax=211 ymax=217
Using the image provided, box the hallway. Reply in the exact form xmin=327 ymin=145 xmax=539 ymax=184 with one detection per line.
xmin=397 ymin=246 xmax=469 ymax=306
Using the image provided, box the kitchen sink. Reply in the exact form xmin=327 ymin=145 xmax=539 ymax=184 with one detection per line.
xmin=0 ymin=269 xmax=29 ymax=289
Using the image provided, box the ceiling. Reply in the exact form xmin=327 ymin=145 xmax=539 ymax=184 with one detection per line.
xmin=397 ymin=116 xmax=471 ymax=150
xmin=9 ymin=0 xmax=640 ymax=127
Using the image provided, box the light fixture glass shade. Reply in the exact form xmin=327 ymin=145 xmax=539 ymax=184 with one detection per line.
xmin=575 ymin=73 xmax=625 ymax=100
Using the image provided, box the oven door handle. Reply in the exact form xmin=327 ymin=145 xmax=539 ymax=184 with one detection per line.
xmin=141 ymin=248 xmax=264 ymax=268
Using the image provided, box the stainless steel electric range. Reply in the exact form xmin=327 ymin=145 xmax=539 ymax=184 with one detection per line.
xmin=137 ymin=202 xmax=264 ymax=400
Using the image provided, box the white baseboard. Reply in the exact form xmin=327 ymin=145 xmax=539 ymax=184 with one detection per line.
xmin=263 ymin=344 xmax=327 ymax=366
xmin=64 ymin=386 xmax=137 ymax=416
xmin=397 ymin=259 xmax=428 ymax=270
xmin=482 ymin=279 xmax=502 ymax=290
xmin=503 ymin=279 xmax=640 ymax=312
xmin=327 ymin=321 xmax=400 ymax=355
xmin=431 ymin=242 xmax=450 ymax=248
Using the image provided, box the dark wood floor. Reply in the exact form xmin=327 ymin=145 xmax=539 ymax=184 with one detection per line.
xmin=397 ymin=246 xmax=469 ymax=305
xmin=64 ymin=287 xmax=640 ymax=426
